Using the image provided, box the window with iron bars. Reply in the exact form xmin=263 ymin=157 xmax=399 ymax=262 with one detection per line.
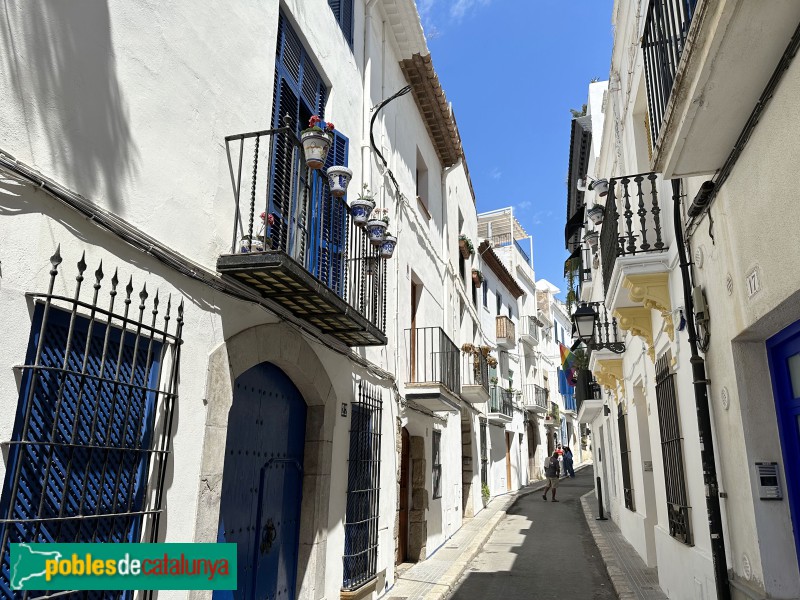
xmin=343 ymin=381 xmax=383 ymax=590
xmin=479 ymin=418 xmax=488 ymax=487
xmin=655 ymin=353 xmax=692 ymax=545
xmin=0 ymin=249 xmax=183 ymax=599
xmin=432 ymin=430 xmax=442 ymax=499
xmin=618 ymin=403 xmax=635 ymax=512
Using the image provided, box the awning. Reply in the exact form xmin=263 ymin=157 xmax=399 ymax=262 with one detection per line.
xmin=564 ymin=207 xmax=585 ymax=249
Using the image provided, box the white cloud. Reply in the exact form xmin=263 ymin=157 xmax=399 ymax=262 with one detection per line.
xmin=450 ymin=0 xmax=492 ymax=20
xmin=489 ymin=167 xmax=502 ymax=180
xmin=517 ymin=200 xmax=532 ymax=210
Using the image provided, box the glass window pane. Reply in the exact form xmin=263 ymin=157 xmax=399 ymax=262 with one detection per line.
xmin=788 ymin=353 xmax=800 ymax=399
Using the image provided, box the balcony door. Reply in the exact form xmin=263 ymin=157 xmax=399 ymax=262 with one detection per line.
xmin=410 ymin=281 xmax=419 ymax=381
xmin=768 ymin=319 xmax=800 ymax=569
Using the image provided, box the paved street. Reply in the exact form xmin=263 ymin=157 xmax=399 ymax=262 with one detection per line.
xmin=450 ymin=476 xmax=616 ymax=600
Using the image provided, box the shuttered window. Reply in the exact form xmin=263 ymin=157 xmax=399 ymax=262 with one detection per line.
xmin=269 ymin=13 xmax=349 ymax=299
xmin=327 ymin=0 xmax=354 ymax=48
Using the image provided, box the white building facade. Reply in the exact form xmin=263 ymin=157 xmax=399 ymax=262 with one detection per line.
xmin=567 ymin=2 xmax=800 ymax=599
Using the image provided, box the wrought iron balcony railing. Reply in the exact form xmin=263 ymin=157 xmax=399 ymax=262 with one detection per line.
xmin=490 ymin=233 xmax=531 ymax=266
xmin=488 ymin=387 xmax=514 ymax=419
xmin=519 ymin=316 xmax=539 ymax=346
xmin=216 ymin=118 xmax=386 ymax=346
xmin=461 ymin=349 xmax=490 ymax=394
xmin=523 ymin=384 xmax=548 ymax=411
xmin=600 ymin=173 xmax=667 ymax=293
xmin=405 ymin=327 xmax=461 ymax=395
xmin=642 ymin=0 xmax=699 ymax=145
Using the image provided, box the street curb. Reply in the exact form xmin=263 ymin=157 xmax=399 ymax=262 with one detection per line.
xmin=580 ymin=492 xmax=638 ymax=600
xmin=424 ymin=463 xmax=596 ymax=600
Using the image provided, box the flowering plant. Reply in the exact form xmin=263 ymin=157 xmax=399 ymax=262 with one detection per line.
xmin=370 ymin=207 xmax=390 ymax=224
xmin=259 ymin=212 xmax=276 ymax=227
xmin=358 ymin=183 xmax=375 ymax=201
xmin=458 ymin=234 xmax=475 ymax=256
xmin=302 ymin=115 xmax=335 ymax=135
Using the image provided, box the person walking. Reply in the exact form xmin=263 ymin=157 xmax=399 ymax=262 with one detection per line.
xmin=563 ymin=445 xmax=575 ymax=478
xmin=542 ymin=451 xmax=561 ymax=502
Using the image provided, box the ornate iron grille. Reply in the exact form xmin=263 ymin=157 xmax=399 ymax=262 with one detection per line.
xmin=343 ymin=381 xmax=383 ymax=590
xmin=655 ymin=353 xmax=692 ymax=545
xmin=461 ymin=350 xmax=489 ymax=393
xmin=479 ymin=418 xmax=488 ymax=487
xmin=642 ymin=0 xmax=698 ymax=145
xmin=618 ymin=404 xmax=635 ymax=512
xmin=601 ymin=173 xmax=666 ymax=293
xmin=0 ymin=248 xmax=183 ymax=599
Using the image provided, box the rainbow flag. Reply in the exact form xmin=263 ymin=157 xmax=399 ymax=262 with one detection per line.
xmin=560 ymin=343 xmax=577 ymax=387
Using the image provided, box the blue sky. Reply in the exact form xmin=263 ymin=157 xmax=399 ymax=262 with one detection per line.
xmin=421 ymin=0 xmax=614 ymax=295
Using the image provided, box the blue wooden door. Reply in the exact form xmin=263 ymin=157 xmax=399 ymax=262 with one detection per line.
xmin=215 ymin=363 xmax=307 ymax=600
xmin=767 ymin=319 xmax=800 ymax=568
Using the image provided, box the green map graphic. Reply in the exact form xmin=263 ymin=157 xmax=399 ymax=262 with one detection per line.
xmin=10 ymin=543 xmax=62 ymax=590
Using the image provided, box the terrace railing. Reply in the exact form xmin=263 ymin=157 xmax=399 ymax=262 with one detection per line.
xmin=405 ymin=327 xmax=460 ymax=395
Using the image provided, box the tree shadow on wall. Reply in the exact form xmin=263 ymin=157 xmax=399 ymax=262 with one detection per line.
xmin=2 ymin=0 xmax=138 ymax=210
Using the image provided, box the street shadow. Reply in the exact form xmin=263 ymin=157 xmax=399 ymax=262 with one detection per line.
xmin=2 ymin=0 xmax=138 ymax=210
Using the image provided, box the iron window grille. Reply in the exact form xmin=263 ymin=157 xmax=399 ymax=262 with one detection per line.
xmin=479 ymin=418 xmax=488 ymax=488
xmin=432 ymin=431 xmax=442 ymax=499
xmin=618 ymin=404 xmax=635 ymax=512
xmin=655 ymin=353 xmax=692 ymax=545
xmin=342 ymin=381 xmax=383 ymax=590
xmin=0 ymin=248 xmax=183 ymax=599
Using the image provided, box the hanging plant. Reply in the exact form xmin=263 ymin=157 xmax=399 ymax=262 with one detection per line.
xmin=471 ymin=269 xmax=484 ymax=288
xmin=349 ymin=184 xmax=376 ymax=227
xmin=458 ymin=234 xmax=475 ymax=259
xmin=367 ymin=207 xmax=389 ymax=246
xmin=301 ymin=115 xmax=333 ymax=170
xmin=326 ymin=166 xmax=353 ymax=198
xmin=461 ymin=343 xmax=476 ymax=354
xmin=380 ymin=232 xmax=397 ymax=259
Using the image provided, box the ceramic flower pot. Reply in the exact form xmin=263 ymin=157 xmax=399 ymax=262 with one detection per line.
xmin=380 ymin=234 xmax=397 ymax=258
xmin=584 ymin=231 xmax=599 ymax=249
xmin=587 ymin=205 xmax=605 ymax=225
xmin=239 ymin=235 xmax=264 ymax=253
xmin=591 ymin=178 xmax=609 ymax=197
xmin=472 ymin=270 xmax=483 ymax=288
xmin=301 ymin=131 xmax=332 ymax=170
xmin=326 ymin=166 xmax=353 ymax=198
xmin=349 ymin=198 xmax=375 ymax=226
xmin=367 ymin=219 xmax=388 ymax=246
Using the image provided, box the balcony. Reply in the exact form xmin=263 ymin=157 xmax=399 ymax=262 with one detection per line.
xmin=216 ymin=122 xmax=386 ymax=346
xmin=644 ymin=0 xmax=800 ymax=177
xmin=487 ymin=387 xmax=514 ymax=424
xmin=405 ymin=327 xmax=461 ymax=412
xmin=461 ymin=349 xmax=490 ymax=404
xmin=600 ymin=173 xmax=670 ymax=302
xmin=495 ymin=315 xmax=516 ymax=349
xmin=522 ymin=384 xmax=548 ymax=414
xmin=490 ymin=233 xmax=531 ymax=267
xmin=519 ymin=316 xmax=540 ymax=347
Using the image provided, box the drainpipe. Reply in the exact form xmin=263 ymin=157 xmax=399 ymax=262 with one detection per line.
xmin=361 ymin=0 xmax=381 ymax=188
xmin=672 ymin=179 xmax=730 ymax=600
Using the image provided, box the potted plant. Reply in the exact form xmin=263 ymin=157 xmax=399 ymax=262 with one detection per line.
xmin=584 ymin=230 xmax=599 ymax=250
xmin=326 ymin=165 xmax=353 ymax=198
xmin=458 ymin=234 xmax=474 ymax=259
xmin=587 ymin=204 xmax=604 ymax=225
xmin=239 ymin=212 xmax=274 ymax=253
xmin=380 ymin=232 xmax=397 ymax=259
xmin=471 ymin=269 xmax=484 ymax=288
xmin=349 ymin=184 xmax=376 ymax=227
xmin=481 ymin=483 xmax=490 ymax=508
xmin=461 ymin=343 xmax=476 ymax=354
xmin=367 ymin=208 xmax=389 ymax=246
xmin=301 ymin=115 xmax=333 ymax=170
xmin=588 ymin=178 xmax=609 ymax=197
xmin=490 ymin=376 xmax=498 ymax=385
xmin=487 ymin=356 xmax=498 ymax=369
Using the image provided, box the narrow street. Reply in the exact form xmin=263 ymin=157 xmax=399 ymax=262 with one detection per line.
xmin=450 ymin=476 xmax=616 ymax=600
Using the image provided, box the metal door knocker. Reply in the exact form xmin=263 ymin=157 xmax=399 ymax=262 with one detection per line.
xmin=260 ymin=519 xmax=277 ymax=554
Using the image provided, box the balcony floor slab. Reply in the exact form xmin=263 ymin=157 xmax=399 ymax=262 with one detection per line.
xmin=217 ymin=251 xmax=386 ymax=347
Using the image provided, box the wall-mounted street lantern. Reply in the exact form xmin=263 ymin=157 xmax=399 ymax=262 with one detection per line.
xmin=571 ymin=302 xmax=625 ymax=354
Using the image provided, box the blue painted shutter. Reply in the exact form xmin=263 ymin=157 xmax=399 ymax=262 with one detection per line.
xmin=328 ymin=0 xmax=354 ymax=47
xmin=310 ymin=130 xmax=349 ymax=297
